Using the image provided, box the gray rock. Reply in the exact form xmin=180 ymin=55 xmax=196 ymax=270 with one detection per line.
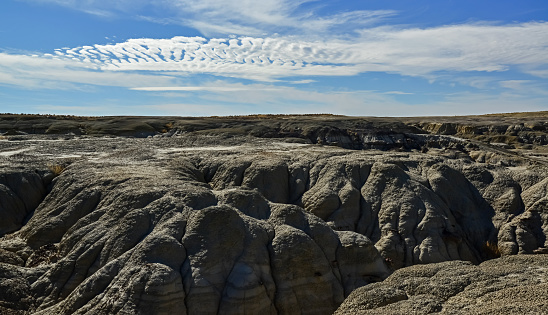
xmin=335 ymin=254 xmax=548 ymax=314
xmin=0 ymin=160 xmax=391 ymax=314
xmin=0 ymin=171 xmax=47 ymax=236
xmin=1 ymin=113 xmax=548 ymax=314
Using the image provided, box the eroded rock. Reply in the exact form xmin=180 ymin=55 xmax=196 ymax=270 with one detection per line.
xmin=335 ymin=254 xmax=548 ymax=314
xmin=0 ymin=113 xmax=547 ymax=314
xmin=1 ymin=161 xmax=390 ymax=314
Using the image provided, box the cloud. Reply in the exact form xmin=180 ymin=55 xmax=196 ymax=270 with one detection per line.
xmin=47 ymin=22 xmax=548 ymax=83
xmin=131 ymin=86 xmax=282 ymax=92
xmin=0 ymin=52 xmax=177 ymax=90
xmin=51 ymin=36 xmax=362 ymax=82
xmin=31 ymin=85 xmax=548 ymax=117
xmin=7 ymin=2 xmax=547 ymax=117
xmin=137 ymin=103 xmax=252 ymax=117
xmin=33 ymin=104 xmax=127 ymax=116
xmin=424 ymin=91 xmax=547 ymax=116
xmin=144 ymin=81 xmax=412 ymax=116
xmin=383 ymin=91 xmax=414 ymax=95
xmin=499 ymin=80 xmax=533 ymax=90
xmin=523 ymin=67 xmax=548 ymax=79
xmin=288 ymin=80 xmax=316 ymax=84
xmin=354 ymin=22 xmax=548 ymax=76
xmin=21 ymin=0 xmax=395 ymax=37
xmin=148 ymin=81 xmax=547 ymax=117
xmin=498 ymin=79 xmax=548 ymax=96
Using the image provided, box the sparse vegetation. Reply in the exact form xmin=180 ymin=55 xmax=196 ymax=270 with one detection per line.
xmin=47 ymin=164 xmax=66 ymax=176
xmin=483 ymin=241 xmax=501 ymax=259
xmin=161 ymin=121 xmax=175 ymax=133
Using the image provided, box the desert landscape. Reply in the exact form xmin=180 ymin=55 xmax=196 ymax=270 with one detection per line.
xmin=0 ymin=113 xmax=547 ymax=314
xmin=3 ymin=0 xmax=548 ymax=313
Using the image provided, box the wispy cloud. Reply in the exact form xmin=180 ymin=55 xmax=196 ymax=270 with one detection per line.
xmin=499 ymin=80 xmax=533 ymax=90
xmin=21 ymin=0 xmax=395 ymax=36
xmin=1 ymin=20 xmax=547 ymax=98
xmin=31 ymin=86 xmax=548 ymax=117
xmin=523 ymin=66 xmax=548 ymax=79
xmin=131 ymin=86 xmax=283 ymax=92
xmin=499 ymin=79 xmax=548 ymax=96
xmin=0 ymin=53 xmax=177 ymax=89
xmin=427 ymin=91 xmax=547 ymax=115
xmin=383 ymin=91 xmax=414 ymax=95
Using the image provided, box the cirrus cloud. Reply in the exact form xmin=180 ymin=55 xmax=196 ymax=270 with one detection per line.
xmin=20 ymin=0 xmax=395 ymax=36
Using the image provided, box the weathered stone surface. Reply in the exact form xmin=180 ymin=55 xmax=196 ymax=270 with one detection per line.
xmin=0 ymin=161 xmax=390 ymax=314
xmin=0 ymin=171 xmax=47 ymax=236
xmin=0 ymin=113 xmax=547 ymax=314
xmin=335 ymin=254 xmax=548 ymax=314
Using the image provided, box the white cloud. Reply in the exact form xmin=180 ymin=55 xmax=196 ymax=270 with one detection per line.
xmin=46 ymin=22 xmax=548 ymax=82
xmin=499 ymin=80 xmax=533 ymax=90
xmin=145 ymin=81 xmax=410 ymax=116
xmin=21 ymin=0 xmax=395 ymax=37
xmin=423 ymin=91 xmax=547 ymax=116
xmin=16 ymin=73 xmax=546 ymax=117
xmin=383 ymin=91 xmax=414 ymax=95
xmin=32 ymin=85 xmax=548 ymax=117
xmin=354 ymin=22 xmax=548 ymax=76
xmin=7 ymin=2 xmax=547 ymax=116
xmin=138 ymin=103 xmax=251 ymax=117
xmin=288 ymin=79 xmax=316 ymax=84
xmin=173 ymin=81 xmax=548 ymax=116
xmin=33 ymin=104 xmax=128 ymax=116
xmin=131 ymin=86 xmax=282 ymax=92
xmin=524 ymin=68 xmax=548 ymax=79
xmin=498 ymin=80 xmax=548 ymax=96
xmin=0 ymin=53 xmax=177 ymax=89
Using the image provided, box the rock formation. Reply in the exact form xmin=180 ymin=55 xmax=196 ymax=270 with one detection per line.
xmin=0 ymin=159 xmax=391 ymax=314
xmin=335 ymin=254 xmax=548 ymax=314
xmin=0 ymin=113 xmax=547 ymax=314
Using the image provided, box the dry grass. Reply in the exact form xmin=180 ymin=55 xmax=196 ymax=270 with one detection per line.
xmin=483 ymin=241 xmax=501 ymax=259
xmin=161 ymin=121 xmax=175 ymax=133
xmin=47 ymin=164 xmax=66 ymax=176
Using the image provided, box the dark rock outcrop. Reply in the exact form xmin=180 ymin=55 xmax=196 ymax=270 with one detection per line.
xmin=0 ymin=170 xmax=47 ymax=236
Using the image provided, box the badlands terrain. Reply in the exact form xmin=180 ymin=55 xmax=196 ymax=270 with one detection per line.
xmin=0 ymin=112 xmax=547 ymax=314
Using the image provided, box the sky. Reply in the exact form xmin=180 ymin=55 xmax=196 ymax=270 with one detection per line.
xmin=1 ymin=0 xmax=548 ymax=116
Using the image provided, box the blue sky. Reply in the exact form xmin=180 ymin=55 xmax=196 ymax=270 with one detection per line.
xmin=1 ymin=0 xmax=548 ymax=116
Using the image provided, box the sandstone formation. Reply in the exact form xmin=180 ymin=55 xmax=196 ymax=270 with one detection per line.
xmin=0 ymin=113 xmax=547 ymax=314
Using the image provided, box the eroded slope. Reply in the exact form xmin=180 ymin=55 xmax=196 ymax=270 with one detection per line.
xmin=0 ymin=113 xmax=547 ymax=314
